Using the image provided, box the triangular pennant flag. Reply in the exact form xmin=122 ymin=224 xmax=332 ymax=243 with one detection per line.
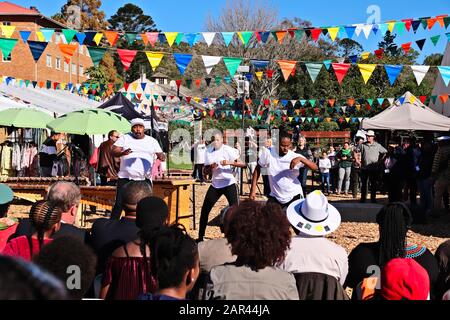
xmin=87 ymin=46 xmax=107 ymax=67
xmin=298 ymin=100 xmax=305 ymax=106
xmin=145 ymin=52 xmax=164 ymax=71
xmin=1 ymin=25 xmax=15 ymax=38
xmin=416 ymin=39 xmax=426 ymax=50
xmin=19 ymin=31 xmax=31 ymax=43
xmin=124 ymin=32 xmax=137 ymax=45
xmin=255 ymin=71 xmax=263 ymax=81
xmin=388 ymin=98 xmax=395 ymax=105
xmin=201 ymin=55 xmax=221 ymax=75
xmin=349 ymin=55 xmax=358 ymax=63
xmin=384 ymin=65 xmax=403 ymax=86
xmin=310 ymin=29 xmax=322 ymax=42
xmin=83 ymin=31 xmax=97 ymax=45
xmin=377 ymin=98 xmax=385 ymax=106
xmin=419 ymin=96 xmax=427 ymax=104
xmin=36 ymin=31 xmax=45 ymax=42
xmin=202 ymin=32 xmax=216 ymax=46
xmin=256 ymin=31 xmax=269 ymax=43
xmin=224 ymin=76 xmax=231 ymax=84
xmin=387 ymin=22 xmax=396 ymax=33
xmin=430 ymin=35 xmax=440 ymax=46
xmin=445 ymin=16 xmax=450 ymax=28
xmin=104 ymin=30 xmax=119 ymax=46
xmin=223 ymin=57 xmax=242 ymax=77
xmin=328 ymin=99 xmax=336 ymax=107
xmin=410 ymin=65 xmax=430 ymax=85
xmin=174 ymin=33 xmax=183 ymax=45
xmin=305 ymin=63 xmax=323 ymax=83
xmin=362 ymin=24 xmax=373 ymax=39
xmin=378 ymin=23 xmax=389 ymax=35
xmin=146 ymin=32 xmax=159 ymax=47
xmin=0 ymin=38 xmax=18 ymax=59
xmin=394 ymin=22 xmax=406 ymax=36
xmin=93 ymin=32 xmax=103 ymax=45
xmin=61 ymin=29 xmax=77 ymax=44
xmin=344 ymin=26 xmax=356 ymax=39
xmin=327 ymin=27 xmax=339 ymax=41
xmin=27 ymin=41 xmax=48 ymax=62
xmin=428 ymin=18 xmax=437 ymax=30
xmin=164 ymin=32 xmax=178 ymax=47
xmin=140 ymin=33 xmax=149 ymax=46
xmin=439 ymin=94 xmax=449 ymax=104
xmin=221 ymin=32 xmax=234 ymax=46
xmin=367 ymin=99 xmax=374 ymax=106
xmin=215 ymin=76 xmax=222 ymax=85
xmin=309 ymin=99 xmax=316 ymax=107
xmin=401 ymin=42 xmax=412 ymax=55
xmin=58 ymin=43 xmax=78 ymax=63
xmin=294 ymin=29 xmax=305 ymax=42
xmin=411 ymin=20 xmax=421 ymax=32
xmin=431 ymin=95 xmax=438 ymax=104
xmin=277 ymin=60 xmax=296 ymax=81
xmin=274 ymin=30 xmax=287 ymax=44
xmin=237 ymin=31 xmax=252 ymax=46
xmin=398 ymin=96 xmax=406 ymax=105
xmin=75 ymin=32 xmax=86 ymax=45
xmin=117 ymin=49 xmax=137 ymax=71
xmin=323 ymin=60 xmax=332 ymax=70
xmin=173 ymin=53 xmax=193 ymax=75
xmin=358 ymin=64 xmax=377 ymax=84
xmin=205 ymin=78 xmax=212 ymax=87
xmin=438 ymin=66 xmax=450 ymax=86
xmin=141 ymin=83 xmax=147 ymax=92
xmin=374 ymin=48 xmax=384 ymax=59
xmin=354 ymin=24 xmax=364 ymax=37
xmin=332 ymin=63 xmax=351 ymax=84
xmin=40 ymin=28 xmax=55 ymax=42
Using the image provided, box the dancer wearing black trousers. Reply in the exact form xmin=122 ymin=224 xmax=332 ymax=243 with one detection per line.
xmin=197 ymin=132 xmax=246 ymax=242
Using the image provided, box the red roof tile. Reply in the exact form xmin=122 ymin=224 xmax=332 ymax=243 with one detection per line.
xmin=0 ymin=1 xmax=39 ymax=15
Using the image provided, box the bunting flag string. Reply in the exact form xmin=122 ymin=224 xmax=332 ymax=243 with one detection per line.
xmin=117 ymin=49 xmax=137 ymax=71
xmin=87 ymin=46 xmax=108 ymax=67
xmin=0 ymin=38 xmax=18 ymax=59
xmin=305 ymin=63 xmax=323 ymax=83
xmin=58 ymin=43 xmax=79 ymax=63
xmin=202 ymin=55 xmax=222 ymax=75
xmin=358 ymin=64 xmax=377 ymax=84
xmin=411 ymin=65 xmax=430 ymax=85
xmin=173 ymin=53 xmax=193 ymax=75
xmin=277 ymin=60 xmax=297 ymax=81
xmin=27 ymin=40 xmax=48 ymax=62
xmin=332 ymin=63 xmax=351 ymax=84
xmin=145 ymin=52 xmax=165 ymax=71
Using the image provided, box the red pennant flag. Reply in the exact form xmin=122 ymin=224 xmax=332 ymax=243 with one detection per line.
xmin=104 ymin=30 xmax=119 ymax=46
xmin=195 ymin=79 xmax=201 ymax=88
xmin=282 ymin=116 xmax=287 ymax=121
xmin=255 ymin=31 xmax=262 ymax=42
xmin=266 ymin=70 xmax=274 ymax=79
xmin=314 ymin=108 xmax=319 ymax=114
xmin=264 ymin=99 xmax=270 ymax=105
xmin=186 ymin=97 xmax=191 ymax=103
xmin=440 ymin=94 xmax=449 ymax=104
xmin=124 ymin=83 xmax=130 ymax=91
xmin=328 ymin=99 xmax=336 ymax=107
xmin=419 ymin=96 xmax=427 ymax=104
xmin=436 ymin=15 xmax=448 ymax=28
xmin=332 ymin=63 xmax=351 ymax=84
xmin=209 ymin=110 xmax=215 ymax=117
xmin=366 ymin=104 xmax=371 ymax=111
xmin=117 ymin=49 xmax=137 ymax=71
xmin=288 ymin=28 xmax=297 ymax=38
xmin=374 ymin=48 xmax=384 ymax=59
xmin=401 ymin=42 xmax=412 ymax=55
xmin=402 ymin=19 xmax=413 ymax=31
xmin=136 ymin=93 xmax=142 ymax=100
xmin=170 ymin=95 xmax=174 ymax=100
xmin=53 ymin=82 xmax=58 ymax=90
xmin=58 ymin=43 xmax=79 ymax=63
xmin=245 ymin=99 xmax=252 ymax=106
xmin=310 ymin=28 xmax=322 ymax=42
xmin=277 ymin=60 xmax=297 ymax=81
xmin=176 ymin=80 xmax=182 ymax=88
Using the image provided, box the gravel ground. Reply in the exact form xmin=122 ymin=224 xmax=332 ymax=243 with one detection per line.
xmin=9 ymin=181 xmax=450 ymax=255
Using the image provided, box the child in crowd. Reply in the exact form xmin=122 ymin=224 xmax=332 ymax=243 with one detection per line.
xmin=319 ymin=152 xmax=331 ymax=195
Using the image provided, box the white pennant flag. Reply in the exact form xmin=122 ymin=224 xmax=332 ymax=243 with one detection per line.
xmin=387 ymin=98 xmax=395 ymax=105
xmin=341 ymin=106 xmax=347 ymax=113
xmin=410 ymin=65 xmax=430 ymax=86
xmin=362 ymin=24 xmax=373 ymax=39
xmin=290 ymin=100 xmax=297 ymax=107
xmin=202 ymin=32 xmax=216 ymax=47
xmin=358 ymin=117 xmax=363 ymax=123
xmin=201 ymin=55 xmax=222 ymax=75
xmin=353 ymin=24 xmax=364 ymax=37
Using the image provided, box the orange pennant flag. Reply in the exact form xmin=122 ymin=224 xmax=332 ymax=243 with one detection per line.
xmin=439 ymin=94 xmax=449 ymax=104
xmin=141 ymin=33 xmax=149 ymax=45
xmin=277 ymin=60 xmax=297 ymax=81
xmin=427 ymin=18 xmax=437 ymax=30
xmin=275 ymin=30 xmax=287 ymax=44
xmin=58 ymin=43 xmax=79 ymax=63
xmin=104 ymin=30 xmax=119 ymax=46
xmin=328 ymin=99 xmax=336 ymax=107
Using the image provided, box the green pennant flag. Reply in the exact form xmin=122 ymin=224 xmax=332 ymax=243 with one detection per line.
xmin=223 ymin=57 xmax=243 ymax=77
xmin=237 ymin=31 xmax=253 ymax=46
xmin=309 ymin=99 xmax=316 ymax=107
xmin=215 ymin=76 xmax=221 ymax=85
xmin=421 ymin=19 xmax=428 ymax=30
xmin=175 ymin=33 xmax=184 ymax=45
xmin=125 ymin=32 xmax=137 ymax=45
xmin=314 ymin=118 xmax=319 ymax=124
xmin=367 ymin=99 xmax=374 ymax=106
xmin=87 ymin=46 xmax=107 ymax=67
xmin=295 ymin=30 xmax=305 ymax=42
xmin=25 ymin=79 xmax=30 ymax=87
xmin=395 ymin=22 xmax=406 ymax=36
xmin=445 ymin=17 xmax=450 ymax=29
xmin=0 ymin=38 xmax=18 ymax=59
xmin=430 ymin=35 xmax=440 ymax=46
xmin=62 ymin=29 xmax=77 ymax=43
xmin=305 ymin=63 xmax=323 ymax=83
xmin=431 ymin=95 xmax=438 ymax=104
xmin=229 ymin=99 xmax=235 ymax=106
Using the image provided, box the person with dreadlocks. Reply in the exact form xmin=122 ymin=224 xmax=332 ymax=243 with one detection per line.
xmin=2 ymin=201 xmax=62 ymax=261
xmin=344 ymin=202 xmax=439 ymax=299
xmin=100 ymin=196 xmax=169 ymax=300
xmin=138 ymin=224 xmax=200 ymax=300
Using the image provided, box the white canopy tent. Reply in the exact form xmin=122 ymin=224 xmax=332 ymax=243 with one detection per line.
xmin=361 ymin=91 xmax=450 ymax=131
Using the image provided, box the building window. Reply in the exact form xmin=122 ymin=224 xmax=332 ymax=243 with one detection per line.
xmin=79 ymin=64 xmax=84 ymax=75
xmin=55 ymin=57 xmax=61 ymax=70
xmin=2 ymin=22 xmax=11 ymax=26
xmin=2 ymin=53 xmax=11 ymax=62
xmin=72 ymin=63 xmax=76 ymax=75
xmin=46 ymin=54 xmax=52 ymax=68
xmin=64 ymin=61 xmax=69 ymax=72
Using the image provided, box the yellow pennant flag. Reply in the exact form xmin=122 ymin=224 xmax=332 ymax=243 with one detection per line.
xmin=194 ymin=97 xmax=200 ymax=103
xmin=131 ymin=83 xmax=138 ymax=92
xmin=346 ymin=117 xmax=351 ymax=123
xmin=387 ymin=21 xmax=396 ymax=32
xmin=288 ymin=117 xmax=293 ymax=122
xmin=273 ymin=99 xmax=279 ymax=106
xmin=93 ymin=32 xmax=103 ymax=45
xmin=60 ymin=83 xmax=66 ymax=90
xmin=358 ymin=64 xmax=377 ymax=84
xmin=327 ymin=27 xmax=339 ymax=41
xmin=410 ymin=95 xmax=416 ymax=104
xmin=356 ymin=104 xmax=361 ymax=111
xmin=36 ymin=31 xmax=45 ymax=42
xmin=255 ymin=71 xmax=263 ymax=81
xmin=1 ymin=25 xmax=16 ymax=38
xmin=83 ymin=87 xmax=88 ymax=94
xmin=164 ymin=32 xmax=178 ymax=47
xmin=361 ymin=52 xmax=370 ymax=60
xmin=145 ymin=52 xmax=164 ymax=71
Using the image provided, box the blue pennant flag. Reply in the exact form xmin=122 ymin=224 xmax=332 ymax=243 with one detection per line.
xmin=398 ymin=96 xmax=406 ymax=105
xmin=344 ymin=26 xmax=356 ymax=39
xmin=349 ymin=55 xmax=358 ymax=63
xmin=184 ymin=33 xmax=199 ymax=47
xmin=224 ymin=76 xmax=231 ymax=84
xmin=260 ymin=31 xmax=271 ymax=43
xmin=173 ymin=53 xmax=193 ymax=75
xmin=19 ymin=31 xmax=31 ymax=43
xmin=40 ymin=28 xmax=55 ymax=42
xmin=220 ymin=99 xmax=225 ymax=106
xmin=27 ymin=41 xmax=48 ymax=62
xmin=323 ymin=60 xmax=332 ymax=70
xmin=141 ymin=83 xmax=147 ymax=91
xmin=372 ymin=24 xmax=379 ymax=35
xmin=245 ymin=73 xmax=253 ymax=81
xmin=384 ymin=65 xmax=403 ymax=86
xmin=377 ymin=98 xmax=385 ymax=105
xmin=158 ymin=33 xmax=166 ymax=43
xmin=221 ymin=32 xmax=234 ymax=46
xmin=83 ymin=31 xmax=97 ymax=46
xmin=75 ymin=32 xmax=86 ymax=45
xmin=281 ymin=100 xmax=288 ymax=107
xmin=250 ymin=59 xmax=270 ymax=69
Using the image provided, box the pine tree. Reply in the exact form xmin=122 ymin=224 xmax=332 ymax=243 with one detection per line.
xmin=108 ymin=3 xmax=157 ymax=33
xmin=378 ymin=31 xmax=399 ymax=57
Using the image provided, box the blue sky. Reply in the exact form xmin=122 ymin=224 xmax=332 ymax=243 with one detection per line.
xmin=11 ymin=0 xmax=450 ymax=62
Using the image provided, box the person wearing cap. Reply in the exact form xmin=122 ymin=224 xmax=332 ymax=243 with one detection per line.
xmin=431 ymin=135 xmax=450 ymax=214
xmin=360 ymin=130 xmax=387 ymax=203
xmin=0 ymin=183 xmax=17 ymax=252
xmin=283 ymin=190 xmax=348 ymax=286
xmin=111 ymin=118 xmax=165 ymax=220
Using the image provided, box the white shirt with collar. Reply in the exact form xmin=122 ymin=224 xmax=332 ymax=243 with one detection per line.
xmin=205 ymin=144 xmax=239 ymax=189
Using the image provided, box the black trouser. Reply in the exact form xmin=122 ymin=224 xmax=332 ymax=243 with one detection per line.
xmin=386 ymin=173 xmax=404 ymax=202
xmin=361 ymin=169 xmax=379 ymax=202
xmin=198 ymin=184 xmax=239 ymax=240
xmin=351 ymin=167 xmax=361 ymax=197
xmin=404 ymin=175 xmax=418 ymax=204
xmin=192 ymin=164 xmax=204 ymax=181
xmin=267 ymin=194 xmax=302 ymax=210
xmin=262 ymin=175 xmax=271 ymax=196
xmin=111 ymin=178 xmax=152 ymax=220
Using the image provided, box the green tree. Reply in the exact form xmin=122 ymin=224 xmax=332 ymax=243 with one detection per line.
xmin=378 ymin=31 xmax=399 ymax=57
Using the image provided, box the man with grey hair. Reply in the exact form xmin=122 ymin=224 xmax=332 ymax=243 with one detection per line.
xmin=10 ymin=181 xmax=85 ymax=241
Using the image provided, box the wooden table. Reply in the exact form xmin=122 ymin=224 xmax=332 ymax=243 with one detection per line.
xmin=6 ymin=177 xmax=196 ymax=230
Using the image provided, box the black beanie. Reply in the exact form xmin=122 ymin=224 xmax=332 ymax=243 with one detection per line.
xmin=136 ymin=196 xmax=169 ymax=229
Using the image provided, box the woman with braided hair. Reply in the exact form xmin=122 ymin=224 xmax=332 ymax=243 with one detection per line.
xmin=2 ymin=201 xmax=62 ymax=261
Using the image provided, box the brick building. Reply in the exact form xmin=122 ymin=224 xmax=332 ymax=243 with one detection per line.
xmin=0 ymin=1 xmax=92 ymax=84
